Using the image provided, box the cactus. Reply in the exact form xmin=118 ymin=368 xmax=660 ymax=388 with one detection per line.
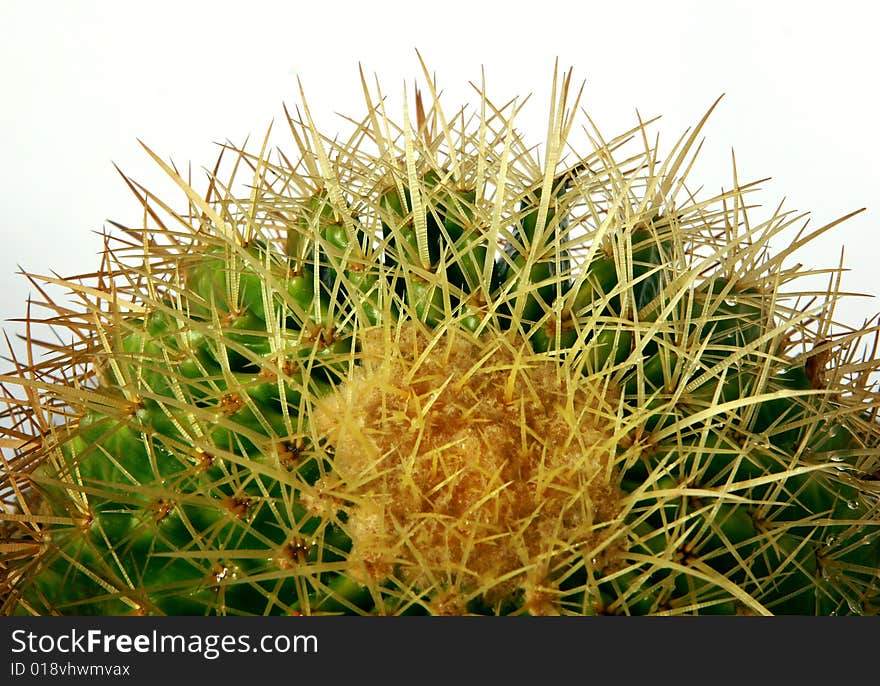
xmin=2 ymin=62 xmax=880 ymax=616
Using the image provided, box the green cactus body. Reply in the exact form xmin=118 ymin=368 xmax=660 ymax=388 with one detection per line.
xmin=3 ymin=67 xmax=880 ymax=616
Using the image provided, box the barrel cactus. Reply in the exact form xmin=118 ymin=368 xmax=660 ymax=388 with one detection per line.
xmin=2 ymin=63 xmax=879 ymax=616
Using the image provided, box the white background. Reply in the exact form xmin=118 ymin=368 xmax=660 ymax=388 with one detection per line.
xmin=1 ymin=0 xmax=878 ymax=366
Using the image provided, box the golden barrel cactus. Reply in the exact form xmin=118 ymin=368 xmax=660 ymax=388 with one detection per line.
xmin=2 ymin=63 xmax=879 ymax=615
